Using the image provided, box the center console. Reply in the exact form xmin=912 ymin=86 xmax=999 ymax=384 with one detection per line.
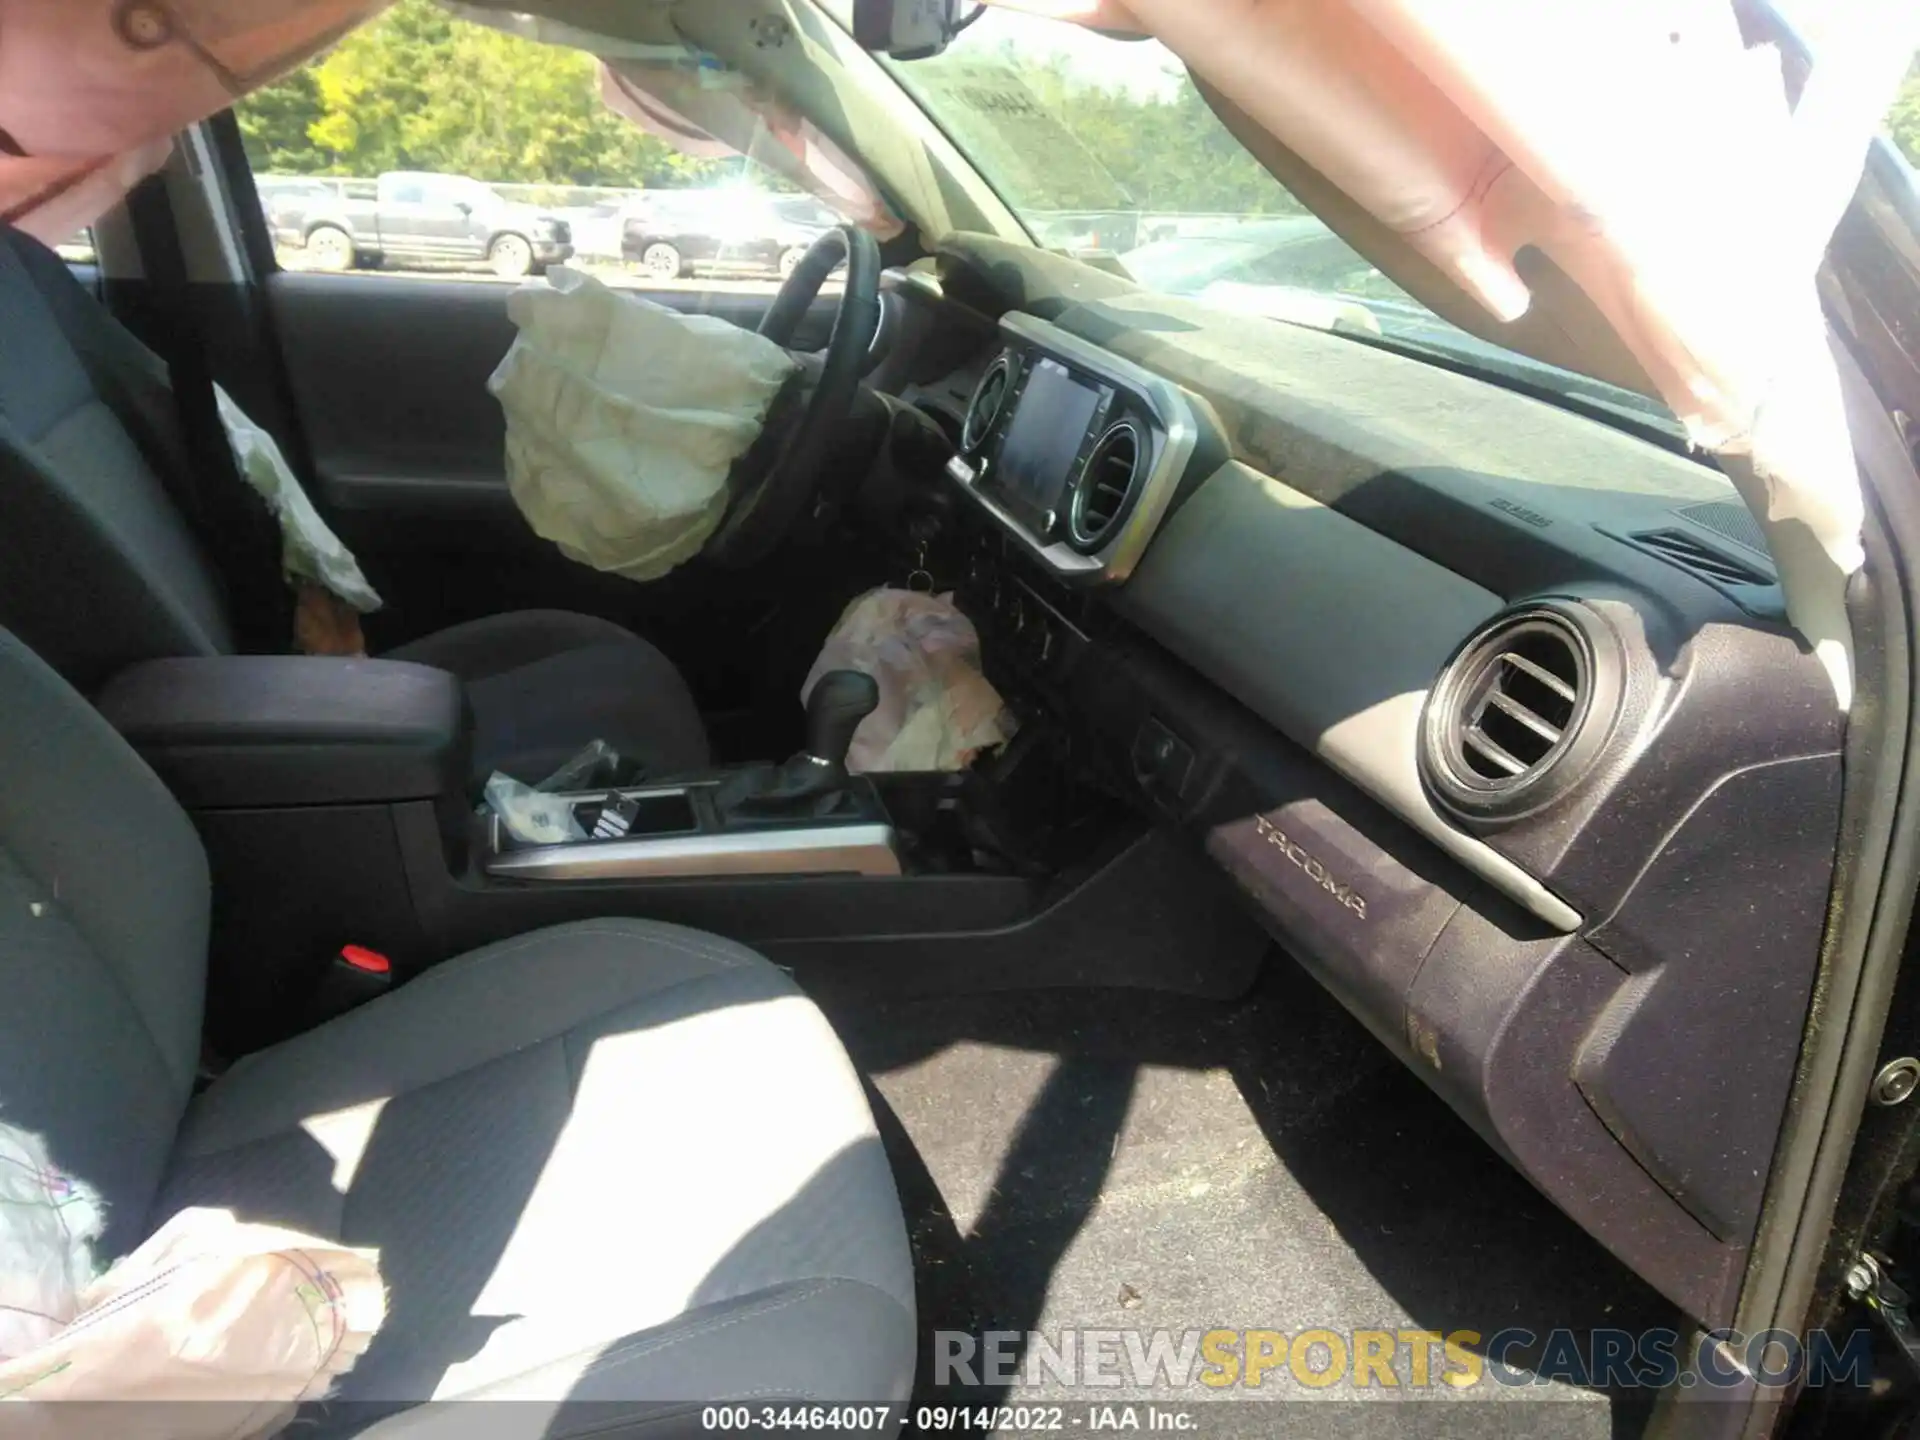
xmin=486 ymin=671 xmax=902 ymax=881
xmin=95 ymin=343 xmax=1266 ymax=1056
xmin=97 ymin=650 xmax=1262 ymax=1058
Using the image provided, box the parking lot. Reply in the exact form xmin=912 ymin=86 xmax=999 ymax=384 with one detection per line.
xmin=274 ymin=245 xmax=800 ymax=292
xmin=269 ymin=246 xmax=852 ymax=299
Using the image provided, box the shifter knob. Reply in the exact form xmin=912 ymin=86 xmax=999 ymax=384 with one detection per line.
xmin=806 ymin=669 xmax=880 ymax=770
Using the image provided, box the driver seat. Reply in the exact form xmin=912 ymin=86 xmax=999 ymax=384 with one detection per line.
xmin=0 ymin=223 xmax=711 ymax=783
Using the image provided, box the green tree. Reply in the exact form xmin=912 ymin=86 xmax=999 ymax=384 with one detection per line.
xmin=235 ymin=65 xmax=327 ymax=174
xmin=305 ymin=0 xmax=454 ymax=173
xmin=236 ymin=0 xmax=718 ymax=188
xmin=1889 ymin=55 xmax=1920 ymax=168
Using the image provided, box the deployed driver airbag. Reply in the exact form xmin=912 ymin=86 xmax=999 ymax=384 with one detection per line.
xmin=488 ymin=266 xmax=799 ymax=581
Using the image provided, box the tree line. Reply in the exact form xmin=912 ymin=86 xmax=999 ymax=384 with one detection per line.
xmin=237 ymin=0 xmax=714 ymax=189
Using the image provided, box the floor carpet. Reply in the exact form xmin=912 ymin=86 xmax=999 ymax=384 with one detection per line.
xmin=821 ymin=952 xmax=1673 ymax=1437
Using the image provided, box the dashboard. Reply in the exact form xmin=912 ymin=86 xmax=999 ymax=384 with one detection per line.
xmin=869 ymin=234 xmax=1846 ymax=1335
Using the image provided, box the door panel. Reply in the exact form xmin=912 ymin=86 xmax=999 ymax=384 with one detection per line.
xmin=263 ymin=269 xmax=851 ymax=748
xmin=271 ymin=271 xmax=837 ymax=527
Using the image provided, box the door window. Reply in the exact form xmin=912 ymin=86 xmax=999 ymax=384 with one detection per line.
xmin=231 ymin=0 xmax=842 ymax=290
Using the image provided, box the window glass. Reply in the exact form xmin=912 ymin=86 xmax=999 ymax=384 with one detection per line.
xmin=231 ymin=0 xmax=833 ymax=290
xmin=862 ymin=3 xmax=1683 ymax=436
xmin=55 ymin=228 xmax=98 ymax=269
xmin=1885 ymin=55 xmax=1918 ymax=164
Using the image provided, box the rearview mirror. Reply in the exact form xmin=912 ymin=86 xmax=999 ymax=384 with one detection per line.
xmin=852 ymin=0 xmax=968 ymax=60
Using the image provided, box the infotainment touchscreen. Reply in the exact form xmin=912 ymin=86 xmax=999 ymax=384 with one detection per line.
xmin=993 ymin=357 xmax=1104 ymax=529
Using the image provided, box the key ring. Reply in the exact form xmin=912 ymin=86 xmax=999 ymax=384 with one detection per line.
xmin=905 ymin=537 xmax=934 ymax=594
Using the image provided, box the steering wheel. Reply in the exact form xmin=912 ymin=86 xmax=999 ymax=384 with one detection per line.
xmin=704 ymin=224 xmax=882 ymax=567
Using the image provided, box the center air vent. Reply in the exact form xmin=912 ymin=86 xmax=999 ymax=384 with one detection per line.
xmin=1422 ymin=605 xmax=1620 ymax=821
xmin=1066 ymin=418 xmax=1144 ymax=552
xmin=962 ymin=353 xmax=1015 ymax=454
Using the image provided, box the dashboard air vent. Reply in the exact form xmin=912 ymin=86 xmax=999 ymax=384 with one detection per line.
xmin=1067 ymin=419 xmax=1143 ymax=551
xmin=1423 ymin=606 xmax=1617 ymax=821
xmin=1630 ymin=527 xmax=1774 ymax=587
xmin=962 ymin=354 xmax=1015 ymax=454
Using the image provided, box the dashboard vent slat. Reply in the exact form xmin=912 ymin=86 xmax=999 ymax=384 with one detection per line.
xmin=1630 ymin=527 xmax=1774 ymax=588
xmin=1496 ymin=650 xmax=1577 ymax=706
xmin=1672 ymin=501 xmax=1770 ymax=556
xmin=1483 ymin=686 xmax=1565 ymax=745
xmin=1461 ymin=728 xmax=1531 ymax=777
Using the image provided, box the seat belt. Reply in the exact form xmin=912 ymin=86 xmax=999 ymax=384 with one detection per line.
xmin=123 ymin=172 xmax=292 ymax=654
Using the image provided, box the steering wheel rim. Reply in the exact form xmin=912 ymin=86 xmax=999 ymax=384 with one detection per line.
xmin=704 ymin=224 xmax=882 ymax=568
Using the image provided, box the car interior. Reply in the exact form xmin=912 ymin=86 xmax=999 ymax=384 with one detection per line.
xmin=4 ymin=1 xmax=1920 ymax=1437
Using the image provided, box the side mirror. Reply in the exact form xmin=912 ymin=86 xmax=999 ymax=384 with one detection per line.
xmin=454 ymin=201 xmax=473 ymax=216
xmin=852 ymin=0 xmax=967 ymax=59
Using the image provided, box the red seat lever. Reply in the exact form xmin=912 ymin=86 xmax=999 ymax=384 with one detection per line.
xmin=339 ymin=944 xmax=392 ymax=975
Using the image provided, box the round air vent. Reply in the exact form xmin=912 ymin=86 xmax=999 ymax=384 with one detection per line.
xmin=962 ymin=353 xmax=1016 ymax=454
xmin=1067 ymin=418 xmax=1144 ymax=552
xmin=1421 ymin=604 xmax=1619 ymax=821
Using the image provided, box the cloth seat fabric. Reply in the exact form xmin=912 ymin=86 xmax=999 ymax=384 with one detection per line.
xmin=0 ymin=224 xmax=712 ymax=787
xmin=162 ymin=917 xmax=915 ymax=1428
xmin=387 ymin=609 xmax=711 ymax=781
xmin=0 ymin=627 xmax=913 ymax=1435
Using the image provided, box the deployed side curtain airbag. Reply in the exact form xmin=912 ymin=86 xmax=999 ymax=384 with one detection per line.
xmin=985 ymin=0 xmax=1920 ymax=706
xmin=488 ymin=265 xmax=800 ymax=582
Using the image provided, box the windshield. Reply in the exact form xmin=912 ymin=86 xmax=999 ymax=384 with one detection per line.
xmin=861 ymin=7 xmax=1683 ymax=438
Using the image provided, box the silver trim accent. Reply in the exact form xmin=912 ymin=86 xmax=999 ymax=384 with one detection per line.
xmin=943 ymin=312 xmax=1201 ymax=586
xmin=488 ymin=824 xmax=903 ymax=882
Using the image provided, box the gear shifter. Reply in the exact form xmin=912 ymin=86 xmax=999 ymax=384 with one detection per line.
xmin=803 ymin=669 xmax=881 ymax=777
xmin=715 ymin=670 xmax=880 ymax=821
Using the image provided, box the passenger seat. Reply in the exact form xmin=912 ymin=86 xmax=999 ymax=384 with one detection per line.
xmin=0 ymin=625 xmax=915 ymax=1430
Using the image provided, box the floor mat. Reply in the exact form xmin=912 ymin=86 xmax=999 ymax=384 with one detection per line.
xmin=824 ymin=953 xmax=1672 ymax=1436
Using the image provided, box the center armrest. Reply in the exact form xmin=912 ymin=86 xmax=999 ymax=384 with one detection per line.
xmin=98 ymin=656 xmax=471 ymax=809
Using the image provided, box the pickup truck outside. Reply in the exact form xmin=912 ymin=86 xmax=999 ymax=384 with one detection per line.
xmin=264 ymin=172 xmax=573 ymax=278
